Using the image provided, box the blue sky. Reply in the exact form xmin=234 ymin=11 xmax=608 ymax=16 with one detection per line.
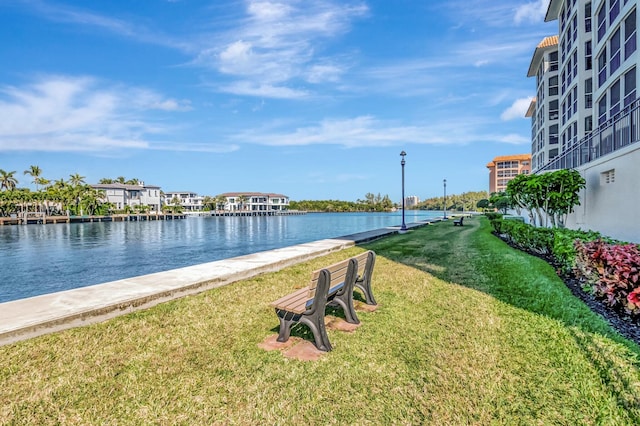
xmin=0 ymin=0 xmax=556 ymax=202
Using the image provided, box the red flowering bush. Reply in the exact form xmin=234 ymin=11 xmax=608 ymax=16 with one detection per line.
xmin=574 ymin=240 xmax=640 ymax=316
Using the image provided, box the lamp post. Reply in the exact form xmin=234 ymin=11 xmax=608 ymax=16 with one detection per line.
xmin=443 ymin=178 xmax=447 ymax=220
xmin=400 ymin=151 xmax=407 ymax=232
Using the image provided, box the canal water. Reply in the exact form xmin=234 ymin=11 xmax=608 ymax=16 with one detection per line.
xmin=0 ymin=211 xmax=440 ymax=303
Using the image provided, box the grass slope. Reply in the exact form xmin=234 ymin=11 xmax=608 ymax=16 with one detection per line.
xmin=1 ymin=217 xmax=639 ymax=425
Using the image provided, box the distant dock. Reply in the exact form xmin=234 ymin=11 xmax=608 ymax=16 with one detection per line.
xmin=208 ymin=210 xmax=306 ymax=217
xmin=0 ymin=213 xmax=187 ymax=226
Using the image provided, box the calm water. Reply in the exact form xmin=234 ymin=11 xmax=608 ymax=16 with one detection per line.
xmin=0 ymin=211 xmax=439 ymax=303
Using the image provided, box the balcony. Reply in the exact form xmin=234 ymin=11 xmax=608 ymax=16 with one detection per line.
xmin=539 ymin=99 xmax=640 ymax=172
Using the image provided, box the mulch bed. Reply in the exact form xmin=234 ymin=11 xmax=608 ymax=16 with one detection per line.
xmin=495 ymin=233 xmax=640 ymax=346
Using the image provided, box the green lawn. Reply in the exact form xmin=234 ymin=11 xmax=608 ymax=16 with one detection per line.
xmin=1 ymin=217 xmax=639 ymax=425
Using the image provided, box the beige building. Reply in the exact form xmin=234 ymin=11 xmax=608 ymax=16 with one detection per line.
xmin=486 ymin=154 xmax=532 ymax=193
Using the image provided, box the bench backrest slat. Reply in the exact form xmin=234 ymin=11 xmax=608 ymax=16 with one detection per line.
xmin=308 ymin=258 xmax=352 ymax=298
xmin=352 ymin=251 xmax=372 ymax=277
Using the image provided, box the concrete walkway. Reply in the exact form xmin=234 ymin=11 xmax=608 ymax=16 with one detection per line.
xmin=0 ymin=220 xmax=434 ymax=346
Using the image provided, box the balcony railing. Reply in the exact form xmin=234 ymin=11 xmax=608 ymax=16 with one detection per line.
xmin=538 ymin=99 xmax=640 ymax=172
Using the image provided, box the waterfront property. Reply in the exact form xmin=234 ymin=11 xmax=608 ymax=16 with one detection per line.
xmin=92 ymin=182 xmax=162 ymax=212
xmin=219 ymin=192 xmax=290 ymax=212
xmin=523 ymin=1 xmax=640 ymax=242
xmin=163 ymin=191 xmax=205 ymax=212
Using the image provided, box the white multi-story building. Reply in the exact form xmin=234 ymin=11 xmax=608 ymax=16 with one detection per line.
xmin=527 ymin=35 xmax=560 ymax=171
xmin=164 ymin=191 xmax=205 ymax=212
xmin=405 ymin=195 xmax=420 ymax=208
xmin=92 ymin=183 xmax=162 ymax=212
xmin=218 ymin=192 xmax=290 ymax=212
xmin=532 ymin=0 xmax=640 ymax=242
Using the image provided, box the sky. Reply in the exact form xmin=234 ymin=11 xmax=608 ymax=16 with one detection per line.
xmin=0 ymin=0 xmax=557 ymax=202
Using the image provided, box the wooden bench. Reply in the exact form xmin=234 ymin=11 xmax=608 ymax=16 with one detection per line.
xmin=271 ymin=251 xmax=376 ymax=351
xmin=453 ymin=216 xmax=464 ymax=226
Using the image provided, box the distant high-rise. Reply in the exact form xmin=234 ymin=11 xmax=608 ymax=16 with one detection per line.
xmin=486 ymin=154 xmax=531 ymax=193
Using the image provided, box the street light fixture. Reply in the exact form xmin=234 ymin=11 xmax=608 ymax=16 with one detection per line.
xmin=443 ymin=178 xmax=447 ymax=220
xmin=400 ymin=151 xmax=407 ymax=232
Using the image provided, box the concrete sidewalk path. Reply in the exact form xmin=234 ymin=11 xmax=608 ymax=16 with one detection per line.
xmin=0 ymin=221 xmax=431 ymax=346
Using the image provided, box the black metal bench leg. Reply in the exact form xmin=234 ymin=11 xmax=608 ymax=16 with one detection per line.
xmin=333 ymin=294 xmax=360 ymax=324
xmin=355 ymin=281 xmax=377 ymax=305
xmin=300 ymin=312 xmax=332 ymax=352
xmin=276 ymin=310 xmax=296 ymax=343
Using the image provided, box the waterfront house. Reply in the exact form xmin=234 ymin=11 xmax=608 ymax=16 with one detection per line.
xmin=219 ymin=192 xmax=289 ymax=212
xmin=164 ymin=192 xmax=205 ymax=212
xmin=92 ymin=182 xmax=162 ymax=212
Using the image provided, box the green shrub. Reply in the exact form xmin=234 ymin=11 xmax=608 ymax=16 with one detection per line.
xmin=485 ymin=212 xmax=503 ymax=221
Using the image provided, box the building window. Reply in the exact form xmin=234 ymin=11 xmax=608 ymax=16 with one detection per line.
xmin=610 ymin=27 xmax=622 ymax=75
xmin=585 ymin=77 xmax=593 ymax=107
xmin=550 ymin=148 xmax=559 ymax=159
xmin=549 ymin=100 xmax=559 ymax=120
xmin=549 ymin=76 xmax=559 ymax=96
xmin=625 ymin=9 xmax=637 ymax=59
xmin=550 ymin=124 xmax=559 ymax=144
xmin=610 ymin=0 xmax=620 ymax=24
xmin=598 ymin=4 xmax=607 ymax=41
xmin=586 ymin=2 xmax=592 ymax=32
xmin=586 ymin=41 xmax=593 ymax=70
xmin=610 ymin=79 xmax=621 ymax=116
xmin=624 ymin=67 xmax=637 ymax=107
xmin=585 ymin=115 xmax=593 ymax=132
xmin=598 ymin=94 xmax=608 ymax=125
xmin=549 ymin=51 xmax=559 ymax=71
xmin=598 ymin=47 xmax=607 ymax=87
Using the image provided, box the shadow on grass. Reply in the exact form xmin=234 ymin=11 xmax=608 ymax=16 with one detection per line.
xmin=359 ymin=217 xmax=640 ymax=417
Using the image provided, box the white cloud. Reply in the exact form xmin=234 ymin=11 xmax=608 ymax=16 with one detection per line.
xmin=0 ymin=75 xmax=191 ymax=152
xmin=234 ymin=115 xmax=529 ymax=148
xmin=200 ymin=0 xmax=368 ymax=97
xmin=500 ymin=97 xmax=534 ymax=121
xmin=219 ymin=81 xmax=308 ymax=99
xmin=514 ymin=0 xmax=550 ymax=24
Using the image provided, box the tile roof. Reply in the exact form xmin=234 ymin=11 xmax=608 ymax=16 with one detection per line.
xmin=486 ymin=154 xmax=531 ymax=168
xmin=537 ymin=35 xmax=559 ymax=49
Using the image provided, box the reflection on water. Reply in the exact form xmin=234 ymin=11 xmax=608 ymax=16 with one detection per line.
xmin=0 ymin=211 xmax=438 ymax=302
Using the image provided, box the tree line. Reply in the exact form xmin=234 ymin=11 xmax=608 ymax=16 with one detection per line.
xmin=0 ymin=166 xmax=153 ymax=217
xmin=290 ymin=192 xmax=394 ymax=212
xmin=415 ymin=190 xmax=489 ymax=212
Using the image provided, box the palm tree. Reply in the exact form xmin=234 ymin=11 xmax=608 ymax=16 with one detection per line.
xmin=23 ymin=165 xmax=43 ymax=191
xmin=215 ymin=195 xmax=228 ymax=211
xmin=116 ymin=176 xmax=126 ymax=184
xmin=237 ymin=194 xmax=249 ymax=211
xmin=0 ymin=169 xmax=18 ymax=191
xmin=99 ymin=178 xmax=114 ymax=184
xmin=69 ymin=173 xmax=86 ymax=187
